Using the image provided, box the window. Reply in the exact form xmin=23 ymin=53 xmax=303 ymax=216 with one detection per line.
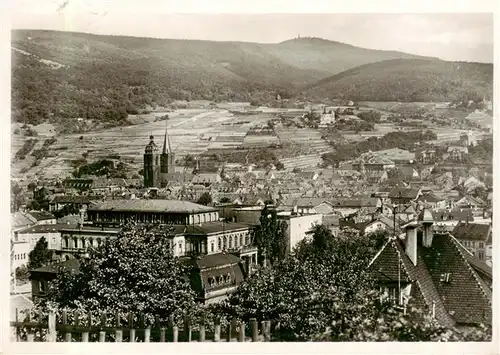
xmin=240 ymin=235 xmax=243 ymax=246
xmin=245 ymin=234 xmax=249 ymax=245
xmin=178 ymin=242 xmax=183 ymax=253
xmin=218 ymin=237 xmax=222 ymax=251
xmin=223 ymin=236 xmax=228 ymax=250
xmin=39 ymin=281 xmax=46 ymax=293
xmin=210 ymin=242 xmax=215 ymax=253
xmin=226 ymin=273 xmax=232 ymax=283
xmin=479 ymin=242 xmax=485 ymax=249
xmin=229 ymin=236 xmax=233 ymax=249
xmin=478 ymin=251 xmax=484 ymax=260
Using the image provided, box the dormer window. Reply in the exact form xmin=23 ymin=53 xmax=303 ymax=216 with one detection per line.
xmin=226 ymin=273 xmax=232 ymax=284
xmin=440 ymin=273 xmax=452 ymax=283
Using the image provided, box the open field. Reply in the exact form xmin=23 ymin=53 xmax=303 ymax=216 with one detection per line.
xmin=10 ymin=109 xmax=282 ymax=181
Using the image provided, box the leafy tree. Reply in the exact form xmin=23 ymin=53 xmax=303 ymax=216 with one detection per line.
xmin=357 ymin=110 xmax=381 ymax=123
xmin=28 ymin=186 xmax=50 ymax=211
xmin=251 ymin=206 xmax=287 ymax=266
xmin=53 ymin=204 xmax=81 ymax=219
xmin=196 ymin=192 xmax=213 ymax=206
xmin=28 ymin=237 xmax=53 ymax=270
xmin=11 ymin=181 xmax=24 ymax=212
xmin=41 ymin=223 xmax=198 ymax=325
xmin=15 ymin=265 xmax=30 ymax=282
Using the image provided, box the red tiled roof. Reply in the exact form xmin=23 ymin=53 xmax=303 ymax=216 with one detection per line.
xmin=370 ymin=233 xmax=491 ymax=327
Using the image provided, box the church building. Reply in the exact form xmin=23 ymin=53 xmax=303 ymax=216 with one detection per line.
xmin=144 ymin=121 xmax=176 ymax=188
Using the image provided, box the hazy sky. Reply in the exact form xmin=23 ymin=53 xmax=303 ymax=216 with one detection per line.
xmin=10 ymin=1 xmax=494 ymax=62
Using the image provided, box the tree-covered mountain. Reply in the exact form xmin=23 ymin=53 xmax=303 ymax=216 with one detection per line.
xmin=304 ymin=58 xmax=493 ymax=102
xmin=11 ymin=31 xmax=493 ymax=127
xmin=11 ymin=30 xmax=430 ymax=125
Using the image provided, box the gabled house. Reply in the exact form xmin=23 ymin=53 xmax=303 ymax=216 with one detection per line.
xmin=452 ymin=222 xmax=492 ymax=265
xmin=446 ymin=146 xmax=469 ymax=161
xmin=388 ymin=187 xmax=422 ymax=204
xmin=186 ymin=253 xmax=247 ymax=305
xmin=27 ymin=211 xmax=57 ymax=225
xmin=48 ymin=195 xmax=94 ymax=212
xmin=370 ymin=210 xmax=492 ymax=330
xmin=364 ymin=170 xmax=388 ymax=183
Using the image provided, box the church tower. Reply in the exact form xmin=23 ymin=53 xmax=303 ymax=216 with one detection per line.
xmin=160 ymin=120 xmax=176 ymax=187
xmin=144 ymin=134 xmax=160 ymax=188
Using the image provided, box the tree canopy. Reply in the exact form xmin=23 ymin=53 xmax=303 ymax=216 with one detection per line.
xmin=251 ymin=206 xmax=288 ymax=266
xmin=28 ymin=237 xmax=53 ymax=270
xmin=41 ymin=223 xmax=198 ymax=325
xmin=196 ymin=192 xmax=213 ymax=206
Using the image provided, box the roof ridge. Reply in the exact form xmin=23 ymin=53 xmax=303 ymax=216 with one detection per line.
xmin=447 ymin=233 xmax=492 ymax=303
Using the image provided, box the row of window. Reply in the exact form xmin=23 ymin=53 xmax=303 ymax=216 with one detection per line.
xmin=14 ymin=253 xmax=27 ymax=261
xmin=462 ymin=240 xmax=485 ymax=249
xmin=207 ymin=273 xmax=233 ymax=288
xmin=212 ymin=232 xmax=251 ymax=253
xmin=91 ymin=212 xmax=219 ymax=225
xmin=62 ymin=236 xmax=104 ymax=249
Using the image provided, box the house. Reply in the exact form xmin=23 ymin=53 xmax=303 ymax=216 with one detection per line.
xmin=27 ymin=211 xmax=57 ymax=225
xmin=15 ymin=223 xmax=70 ymax=253
xmin=91 ymin=178 xmax=128 ymax=194
xmin=460 ymin=176 xmax=485 ymax=194
xmin=398 ymin=166 xmax=419 ymax=180
xmin=319 ymin=112 xmax=335 ymax=127
xmin=329 ymin=198 xmax=381 ymax=217
xmin=87 ymin=199 xmax=220 ymax=227
xmin=58 ymin=225 xmax=122 ymax=261
xmin=452 ymin=222 xmax=492 ymax=264
xmin=388 ymin=187 xmax=422 ymax=204
xmin=455 ymin=195 xmax=485 ymax=211
xmin=446 ymin=146 xmax=469 ymax=161
xmin=373 ymin=148 xmax=415 ymax=164
xmin=415 ymin=149 xmax=436 ymax=164
xmin=11 ymin=240 xmax=30 ymax=273
xmin=352 ymin=153 xmax=395 ymax=172
xmin=432 ymin=208 xmax=474 ymax=230
xmin=187 ymin=253 xmax=247 ymax=305
xmin=364 ymin=170 xmax=388 ymax=183
xmin=419 ymin=193 xmax=447 ymax=210
xmin=48 ymin=195 xmax=94 ymax=212
xmin=11 ymin=212 xmax=37 ymax=236
xmin=30 ymin=258 xmax=80 ymax=300
xmin=278 ymin=214 xmax=323 ymax=254
xmin=280 ymin=197 xmax=330 ymax=215
xmin=369 ymin=210 xmax=492 ymax=329
xmin=350 ymin=219 xmax=390 ymax=236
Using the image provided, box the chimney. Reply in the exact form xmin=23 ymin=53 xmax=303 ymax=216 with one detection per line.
xmin=420 ymin=208 xmax=434 ymax=248
xmin=403 ymin=221 xmax=418 ymax=266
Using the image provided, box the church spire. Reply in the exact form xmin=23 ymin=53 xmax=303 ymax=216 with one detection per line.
xmin=162 ymin=119 xmax=172 ymax=154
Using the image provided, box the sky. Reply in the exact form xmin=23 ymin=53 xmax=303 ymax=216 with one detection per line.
xmin=8 ymin=1 xmax=496 ymax=62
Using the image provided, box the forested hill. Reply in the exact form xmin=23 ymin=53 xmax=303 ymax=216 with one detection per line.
xmin=304 ymin=58 xmax=493 ymax=102
xmin=11 ymin=30 xmax=429 ymax=125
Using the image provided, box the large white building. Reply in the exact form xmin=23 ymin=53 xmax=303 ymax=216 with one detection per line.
xmin=279 ymin=213 xmax=323 ymax=253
